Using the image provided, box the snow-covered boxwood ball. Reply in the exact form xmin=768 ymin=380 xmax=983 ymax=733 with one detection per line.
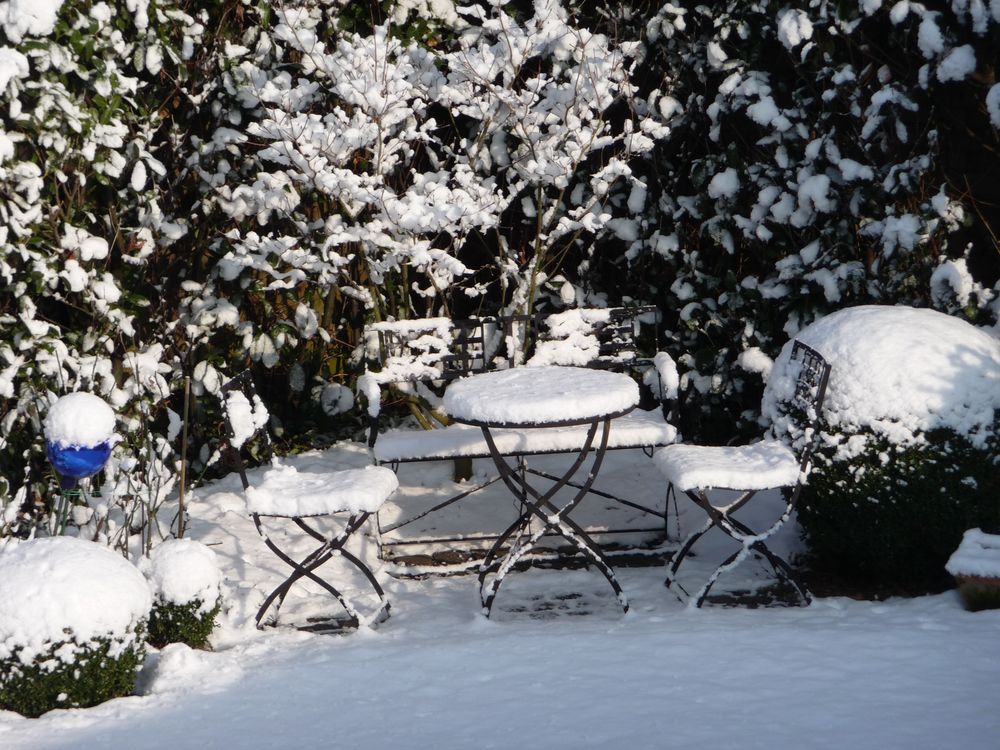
xmin=142 ymin=539 xmax=223 ymax=650
xmin=763 ymin=306 xmax=1000 ymax=590
xmin=0 ymin=537 xmax=153 ymax=717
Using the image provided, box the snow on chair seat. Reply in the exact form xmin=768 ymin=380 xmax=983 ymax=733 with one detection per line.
xmin=654 ymin=441 xmax=799 ymax=493
xmin=220 ymin=371 xmax=394 ymax=631
xmin=375 ymin=407 xmax=677 ymax=463
xmin=246 ymin=464 xmax=398 ymax=518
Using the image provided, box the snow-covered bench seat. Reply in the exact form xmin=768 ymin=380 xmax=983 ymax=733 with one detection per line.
xmin=374 ymin=407 xmax=676 ymax=463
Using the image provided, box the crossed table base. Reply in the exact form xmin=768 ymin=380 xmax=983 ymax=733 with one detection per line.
xmin=443 ymin=365 xmax=642 ymax=618
xmin=473 ymin=415 xmax=631 ymax=616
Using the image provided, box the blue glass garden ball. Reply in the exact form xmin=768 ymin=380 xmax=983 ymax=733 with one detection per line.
xmin=46 ymin=440 xmax=113 ymax=489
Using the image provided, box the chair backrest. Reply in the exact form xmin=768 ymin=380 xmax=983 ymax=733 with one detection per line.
xmin=788 ymin=340 xmax=832 ymax=470
xmin=442 ymin=317 xmax=504 ymax=379
xmin=219 ymin=370 xmax=273 ymax=492
xmin=525 ymin=305 xmax=657 ymax=369
xmin=363 ymin=316 xmax=502 ymax=385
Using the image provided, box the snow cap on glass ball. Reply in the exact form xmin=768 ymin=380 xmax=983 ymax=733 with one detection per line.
xmin=44 ymin=391 xmax=117 ymax=448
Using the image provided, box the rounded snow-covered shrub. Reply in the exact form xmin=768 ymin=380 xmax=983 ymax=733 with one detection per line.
xmin=0 ymin=537 xmax=153 ymax=717
xmin=764 ymin=306 xmax=1000 ymax=589
xmin=143 ymin=539 xmax=222 ymax=650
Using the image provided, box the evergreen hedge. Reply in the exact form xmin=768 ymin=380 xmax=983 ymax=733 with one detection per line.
xmin=0 ymin=624 xmax=147 ymax=718
xmin=800 ymin=423 xmax=1000 ymax=589
xmin=147 ymin=597 xmax=221 ymax=650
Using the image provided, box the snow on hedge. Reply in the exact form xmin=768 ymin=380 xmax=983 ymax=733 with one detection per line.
xmin=223 ymin=390 xmax=269 ymax=450
xmin=143 ymin=539 xmax=222 ymax=615
xmin=0 ymin=0 xmax=65 ymax=42
xmin=629 ymin=1 xmax=1000 ymax=441
xmin=946 ymin=528 xmax=1000 ymax=579
xmin=527 ymin=309 xmax=613 ymax=367
xmin=0 ymin=537 xmax=152 ymax=662
xmin=763 ymin=305 xmax=1000 ymax=455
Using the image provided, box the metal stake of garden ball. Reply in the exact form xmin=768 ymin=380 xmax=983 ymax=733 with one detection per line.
xmin=46 ymin=440 xmax=114 ymax=532
xmin=43 ymin=393 xmax=117 ymax=535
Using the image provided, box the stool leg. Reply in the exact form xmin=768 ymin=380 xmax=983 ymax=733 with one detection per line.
xmin=252 ymin=514 xmax=369 ymax=629
xmin=338 ymin=545 xmax=391 ymax=624
xmin=664 ymin=515 xmax=713 ymax=597
xmin=685 ymin=511 xmax=811 ymax=608
xmin=254 ymin=538 xmax=360 ymax=627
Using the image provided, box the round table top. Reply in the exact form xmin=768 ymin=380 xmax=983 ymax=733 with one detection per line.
xmin=443 ymin=366 xmax=639 ymax=427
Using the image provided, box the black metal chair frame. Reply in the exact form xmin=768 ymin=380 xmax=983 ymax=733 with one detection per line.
xmin=367 ymin=307 xmax=677 ymax=555
xmin=665 ymin=341 xmax=831 ymax=607
xmin=220 ymin=371 xmax=390 ymax=630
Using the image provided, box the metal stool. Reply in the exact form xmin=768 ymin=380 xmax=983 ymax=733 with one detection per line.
xmin=221 ymin=372 xmax=397 ymax=630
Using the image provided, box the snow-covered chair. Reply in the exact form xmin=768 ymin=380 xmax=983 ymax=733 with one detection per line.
xmin=653 ymin=341 xmax=831 ymax=607
xmin=220 ymin=371 xmax=397 ymax=631
xmin=360 ymin=308 xmax=678 ymax=559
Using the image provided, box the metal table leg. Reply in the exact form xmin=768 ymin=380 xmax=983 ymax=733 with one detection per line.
xmin=477 ymin=417 xmax=629 ymax=617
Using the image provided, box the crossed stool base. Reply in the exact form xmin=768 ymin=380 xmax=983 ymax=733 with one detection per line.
xmin=663 ymin=487 xmax=811 ymax=608
xmin=252 ymin=511 xmax=391 ymax=630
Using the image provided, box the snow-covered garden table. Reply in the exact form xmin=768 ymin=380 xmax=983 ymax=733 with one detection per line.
xmin=444 ymin=366 xmax=640 ymax=616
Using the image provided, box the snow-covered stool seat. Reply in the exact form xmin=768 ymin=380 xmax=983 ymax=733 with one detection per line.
xmin=654 ymin=341 xmax=831 ymax=608
xmin=220 ymin=371 xmax=397 ymax=631
xmin=246 ymin=465 xmax=398 ymax=518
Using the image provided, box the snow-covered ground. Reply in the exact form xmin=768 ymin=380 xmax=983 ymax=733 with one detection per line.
xmin=2 ymin=442 xmax=998 ymax=749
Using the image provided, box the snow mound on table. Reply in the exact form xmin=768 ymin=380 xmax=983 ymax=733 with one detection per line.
xmin=43 ymin=392 xmax=116 ymax=448
xmin=143 ymin=539 xmax=222 ymax=614
xmin=444 ymin=366 xmax=640 ymax=426
xmin=0 ymin=537 xmax=152 ymax=662
xmin=762 ymin=305 xmax=1000 ymax=454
